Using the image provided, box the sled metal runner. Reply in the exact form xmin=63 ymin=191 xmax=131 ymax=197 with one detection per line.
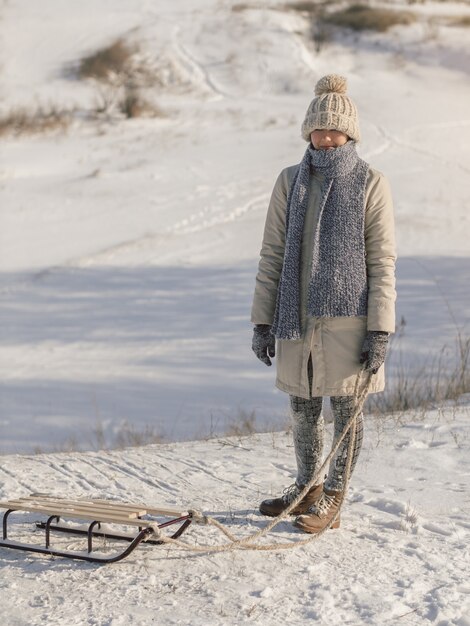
xmin=0 ymin=494 xmax=193 ymax=563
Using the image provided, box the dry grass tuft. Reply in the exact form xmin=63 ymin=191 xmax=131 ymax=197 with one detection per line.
xmin=283 ymin=0 xmax=342 ymax=12
xmin=111 ymin=421 xmax=165 ymax=449
xmin=0 ymin=104 xmax=73 ymax=137
xmin=225 ymin=409 xmax=257 ymax=437
xmin=92 ymin=82 xmax=166 ymax=119
xmin=118 ymin=86 xmax=165 ymax=119
xmin=324 ymin=4 xmax=416 ymax=32
xmin=78 ymin=38 xmax=137 ymax=82
xmin=366 ymin=332 xmax=470 ymax=417
xmin=0 ymin=89 xmax=165 ymax=137
xmin=231 ymin=2 xmax=257 ymax=11
xmin=284 ymin=1 xmax=318 ymax=13
xmin=33 ymin=421 xmax=165 ymax=454
xmin=449 ymin=15 xmax=470 ymax=27
xmin=77 ymin=37 xmax=166 ymax=90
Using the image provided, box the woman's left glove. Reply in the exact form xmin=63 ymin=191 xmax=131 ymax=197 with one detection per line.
xmin=252 ymin=324 xmax=276 ymax=367
xmin=359 ymin=331 xmax=389 ymax=374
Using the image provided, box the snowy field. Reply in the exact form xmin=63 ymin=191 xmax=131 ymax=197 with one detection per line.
xmin=1 ymin=1 xmax=470 ymax=623
xmin=0 ymin=406 xmax=469 ymax=625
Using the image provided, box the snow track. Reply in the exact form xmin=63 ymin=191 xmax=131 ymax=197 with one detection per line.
xmin=171 ymin=26 xmax=229 ymax=100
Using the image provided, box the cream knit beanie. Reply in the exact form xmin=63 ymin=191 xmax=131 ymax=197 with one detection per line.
xmin=301 ymin=74 xmax=360 ymax=143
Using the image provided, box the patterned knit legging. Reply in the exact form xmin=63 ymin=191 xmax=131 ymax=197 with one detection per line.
xmin=290 ymin=394 xmax=364 ymax=492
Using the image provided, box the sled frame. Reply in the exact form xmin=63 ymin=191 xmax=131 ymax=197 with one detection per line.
xmin=0 ymin=494 xmax=192 ymax=564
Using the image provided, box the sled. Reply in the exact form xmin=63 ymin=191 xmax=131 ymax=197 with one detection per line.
xmin=0 ymin=494 xmax=193 ymax=564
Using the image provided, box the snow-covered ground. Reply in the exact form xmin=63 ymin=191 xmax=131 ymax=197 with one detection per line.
xmin=1 ymin=0 xmax=470 ymax=623
xmin=0 ymin=406 xmax=469 ymax=625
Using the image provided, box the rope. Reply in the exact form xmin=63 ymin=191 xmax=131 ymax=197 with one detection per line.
xmin=153 ymin=368 xmax=374 ymax=553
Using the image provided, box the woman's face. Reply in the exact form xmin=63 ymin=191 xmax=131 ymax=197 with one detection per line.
xmin=310 ymin=129 xmax=349 ymax=150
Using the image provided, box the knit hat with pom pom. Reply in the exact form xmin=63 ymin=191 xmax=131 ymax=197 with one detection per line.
xmin=301 ymin=74 xmax=360 ymax=143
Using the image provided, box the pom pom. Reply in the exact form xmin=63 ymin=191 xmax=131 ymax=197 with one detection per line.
xmin=314 ymin=74 xmax=347 ymax=96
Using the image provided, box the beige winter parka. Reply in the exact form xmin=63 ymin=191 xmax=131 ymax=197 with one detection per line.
xmin=251 ymin=161 xmax=397 ymax=398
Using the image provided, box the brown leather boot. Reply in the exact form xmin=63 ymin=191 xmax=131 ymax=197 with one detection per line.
xmin=293 ymin=488 xmax=342 ymax=533
xmin=259 ymin=482 xmax=324 ymax=517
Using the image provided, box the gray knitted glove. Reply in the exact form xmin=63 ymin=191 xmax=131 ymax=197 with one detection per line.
xmin=252 ymin=324 xmax=276 ymax=367
xmin=359 ymin=331 xmax=389 ymax=374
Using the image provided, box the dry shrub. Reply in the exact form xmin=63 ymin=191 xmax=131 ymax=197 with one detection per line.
xmin=33 ymin=421 xmax=165 ymax=454
xmin=449 ymin=15 xmax=470 ymax=27
xmin=78 ymin=38 xmax=137 ymax=82
xmin=234 ymin=0 xmax=339 ymax=11
xmin=112 ymin=421 xmax=165 ymax=449
xmin=311 ymin=16 xmax=333 ymax=52
xmin=324 ymin=4 xmax=416 ymax=32
xmin=118 ymin=86 xmax=165 ymax=119
xmin=77 ymin=38 xmax=160 ymax=88
xmin=232 ymin=2 xmax=253 ymax=11
xmin=284 ymin=1 xmax=318 ymax=13
xmin=76 ymin=37 xmax=187 ymax=95
xmin=92 ymin=83 xmax=165 ymax=119
xmin=366 ymin=334 xmax=470 ymax=417
xmin=225 ymin=409 xmax=257 ymax=437
xmin=0 ymin=88 xmax=166 ymax=139
xmin=283 ymin=0 xmax=341 ymax=12
xmin=0 ymin=104 xmax=73 ymax=137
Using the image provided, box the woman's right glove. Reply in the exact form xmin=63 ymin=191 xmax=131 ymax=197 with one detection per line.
xmin=252 ymin=324 xmax=276 ymax=367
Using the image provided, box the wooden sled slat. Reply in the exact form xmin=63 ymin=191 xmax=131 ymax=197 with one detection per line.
xmin=11 ymin=499 xmax=144 ymax=519
xmin=23 ymin=497 xmax=148 ymax=517
xmin=0 ymin=500 xmax=155 ymax=526
xmin=29 ymin=494 xmax=188 ymax=517
xmin=91 ymin=500 xmax=189 ymax=517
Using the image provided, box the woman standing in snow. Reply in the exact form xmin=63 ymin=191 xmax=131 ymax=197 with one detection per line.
xmin=251 ymin=74 xmax=396 ymax=533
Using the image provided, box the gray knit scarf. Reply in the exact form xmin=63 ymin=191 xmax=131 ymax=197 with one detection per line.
xmin=272 ymin=140 xmax=369 ymax=340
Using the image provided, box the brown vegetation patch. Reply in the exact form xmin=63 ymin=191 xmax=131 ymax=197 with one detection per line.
xmin=324 ymin=4 xmax=416 ymax=32
xmin=232 ymin=2 xmax=251 ymax=10
xmin=78 ymin=38 xmax=137 ymax=82
xmin=282 ymin=1 xmax=342 ymax=15
xmin=284 ymin=1 xmax=318 ymax=13
xmin=0 ymin=105 xmax=73 ymax=137
xmin=118 ymin=87 xmax=166 ymax=119
xmin=76 ymin=37 xmax=191 ymax=96
xmin=449 ymin=15 xmax=470 ymax=27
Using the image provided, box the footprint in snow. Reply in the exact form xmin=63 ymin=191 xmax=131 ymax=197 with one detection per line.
xmin=364 ymin=497 xmax=408 ymax=516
